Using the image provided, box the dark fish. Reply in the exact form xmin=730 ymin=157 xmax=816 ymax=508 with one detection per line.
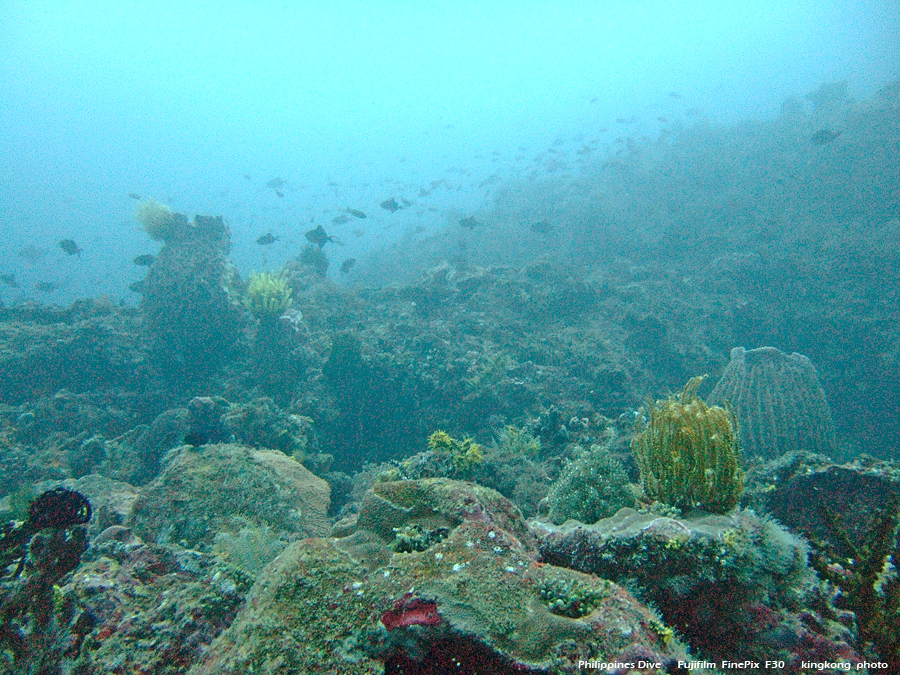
xmin=256 ymin=232 xmax=278 ymax=245
xmin=58 ymin=239 xmax=81 ymax=256
xmin=332 ymin=214 xmax=350 ymax=225
xmin=275 ymin=190 xmax=284 ymax=198
xmin=530 ymin=220 xmax=554 ymax=234
xmin=0 ymin=274 xmax=17 ymax=288
xmin=132 ymin=254 xmax=156 ymax=266
xmin=266 ymin=177 xmax=284 ymax=190
xmin=459 ymin=216 xmax=479 ymax=229
xmin=346 ymin=208 xmax=367 ymax=219
xmin=401 ymin=198 xmax=412 ymax=207
xmin=17 ymin=245 xmax=47 ymax=263
xmin=305 ymin=225 xmax=334 ymax=248
xmin=340 ymin=258 xmax=356 ymax=274
xmin=669 ymin=91 xmax=682 ymax=99
xmin=128 ymin=193 xmax=141 ymax=200
xmin=810 ymin=128 xmax=842 ymax=145
xmin=380 ymin=198 xmax=401 ymax=213
xmin=182 ymin=432 xmax=208 ymax=447
xmin=34 ymin=281 xmax=60 ymax=292
xmin=243 ymin=174 xmax=251 ymax=181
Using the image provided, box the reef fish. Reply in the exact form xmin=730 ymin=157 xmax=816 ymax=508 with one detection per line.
xmin=810 ymin=128 xmax=842 ymax=145
xmin=34 ymin=281 xmax=61 ymax=292
xmin=305 ymin=225 xmax=335 ymax=248
xmin=17 ymin=245 xmax=47 ymax=263
xmin=332 ymin=214 xmax=350 ymax=225
xmin=340 ymin=258 xmax=356 ymax=274
xmin=346 ymin=208 xmax=367 ymax=219
xmin=530 ymin=220 xmax=554 ymax=234
xmin=256 ymin=232 xmax=278 ymax=245
xmin=266 ymin=177 xmax=284 ymax=190
xmin=459 ymin=216 xmax=479 ymax=229
xmin=133 ymin=254 xmax=156 ymax=266
xmin=0 ymin=274 xmax=18 ymax=288
xmin=58 ymin=239 xmax=82 ymax=256
xmin=128 ymin=193 xmax=141 ymax=200
xmin=380 ymin=198 xmax=401 ymax=213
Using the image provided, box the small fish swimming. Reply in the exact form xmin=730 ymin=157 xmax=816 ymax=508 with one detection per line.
xmin=346 ymin=208 xmax=367 ymax=219
xmin=256 ymin=232 xmax=278 ymax=245
xmin=128 ymin=193 xmax=141 ymax=200
xmin=340 ymin=258 xmax=356 ymax=274
xmin=58 ymin=239 xmax=81 ymax=256
xmin=266 ymin=177 xmax=284 ymax=190
xmin=810 ymin=128 xmax=842 ymax=145
xmin=305 ymin=225 xmax=335 ymax=248
xmin=34 ymin=281 xmax=60 ymax=292
xmin=332 ymin=214 xmax=350 ymax=225
xmin=530 ymin=220 xmax=554 ymax=234
xmin=380 ymin=198 xmax=401 ymax=213
xmin=459 ymin=216 xmax=479 ymax=229
xmin=275 ymin=190 xmax=284 ymax=198
xmin=17 ymin=245 xmax=47 ymax=263
xmin=133 ymin=254 xmax=156 ymax=266
xmin=0 ymin=274 xmax=18 ymax=288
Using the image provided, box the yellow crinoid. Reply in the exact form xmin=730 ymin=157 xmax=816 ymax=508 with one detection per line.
xmin=244 ymin=272 xmax=293 ymax=319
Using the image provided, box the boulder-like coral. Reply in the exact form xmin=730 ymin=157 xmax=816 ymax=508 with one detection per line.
xmin=128 ymin=443 xmax=330 ymax=549
xmin=632 ymin=376 xmax=744 ymax=514
xmin=243 ymin=272 xmax=293 ymax=319
xmin=709 ymin=346 xmax=837 ymax=461
xmin=188 ymin=479 xmax=704 ymax=674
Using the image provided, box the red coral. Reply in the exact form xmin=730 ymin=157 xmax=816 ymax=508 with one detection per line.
xmin=381 ymin=594 xmax=442 ymax=630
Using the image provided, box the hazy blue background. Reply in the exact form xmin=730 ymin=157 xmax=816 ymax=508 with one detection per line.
xmin=1 ymin=0 xmax=898 ymax=302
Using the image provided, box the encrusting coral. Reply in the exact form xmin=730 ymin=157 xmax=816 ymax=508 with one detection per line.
xmin=244 ymin=272 xmax=294 ymax=319
xmin=632 ymin=376 xmax=744 ymax=514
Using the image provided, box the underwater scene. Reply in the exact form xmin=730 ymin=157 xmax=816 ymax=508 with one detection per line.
xmin=1 ymin=3 xmax=899 ymax=674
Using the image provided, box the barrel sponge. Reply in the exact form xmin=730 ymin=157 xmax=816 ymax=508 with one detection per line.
xmin=709 ymin=347 xmax=836 ymax=461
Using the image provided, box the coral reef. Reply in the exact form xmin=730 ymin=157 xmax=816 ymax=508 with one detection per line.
xmin=0 ymin=488 xmax=92 ymax=668
xmin=709 ymin=346 xmax=837 ymax=461
xmin=134 ymin=212 xmax=245 ymax=384
xmin=758 ymin=460 xmax=900 ymax=669
xmin=810 ymin=490 xmax=900 ymax=671
xmin=188 ymin=479 xmax=705 ymax=674
xmin=539 ymin=508 xmax=863 ymax=670
xmin=632 ymin=376 xmax=745 ymax=514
